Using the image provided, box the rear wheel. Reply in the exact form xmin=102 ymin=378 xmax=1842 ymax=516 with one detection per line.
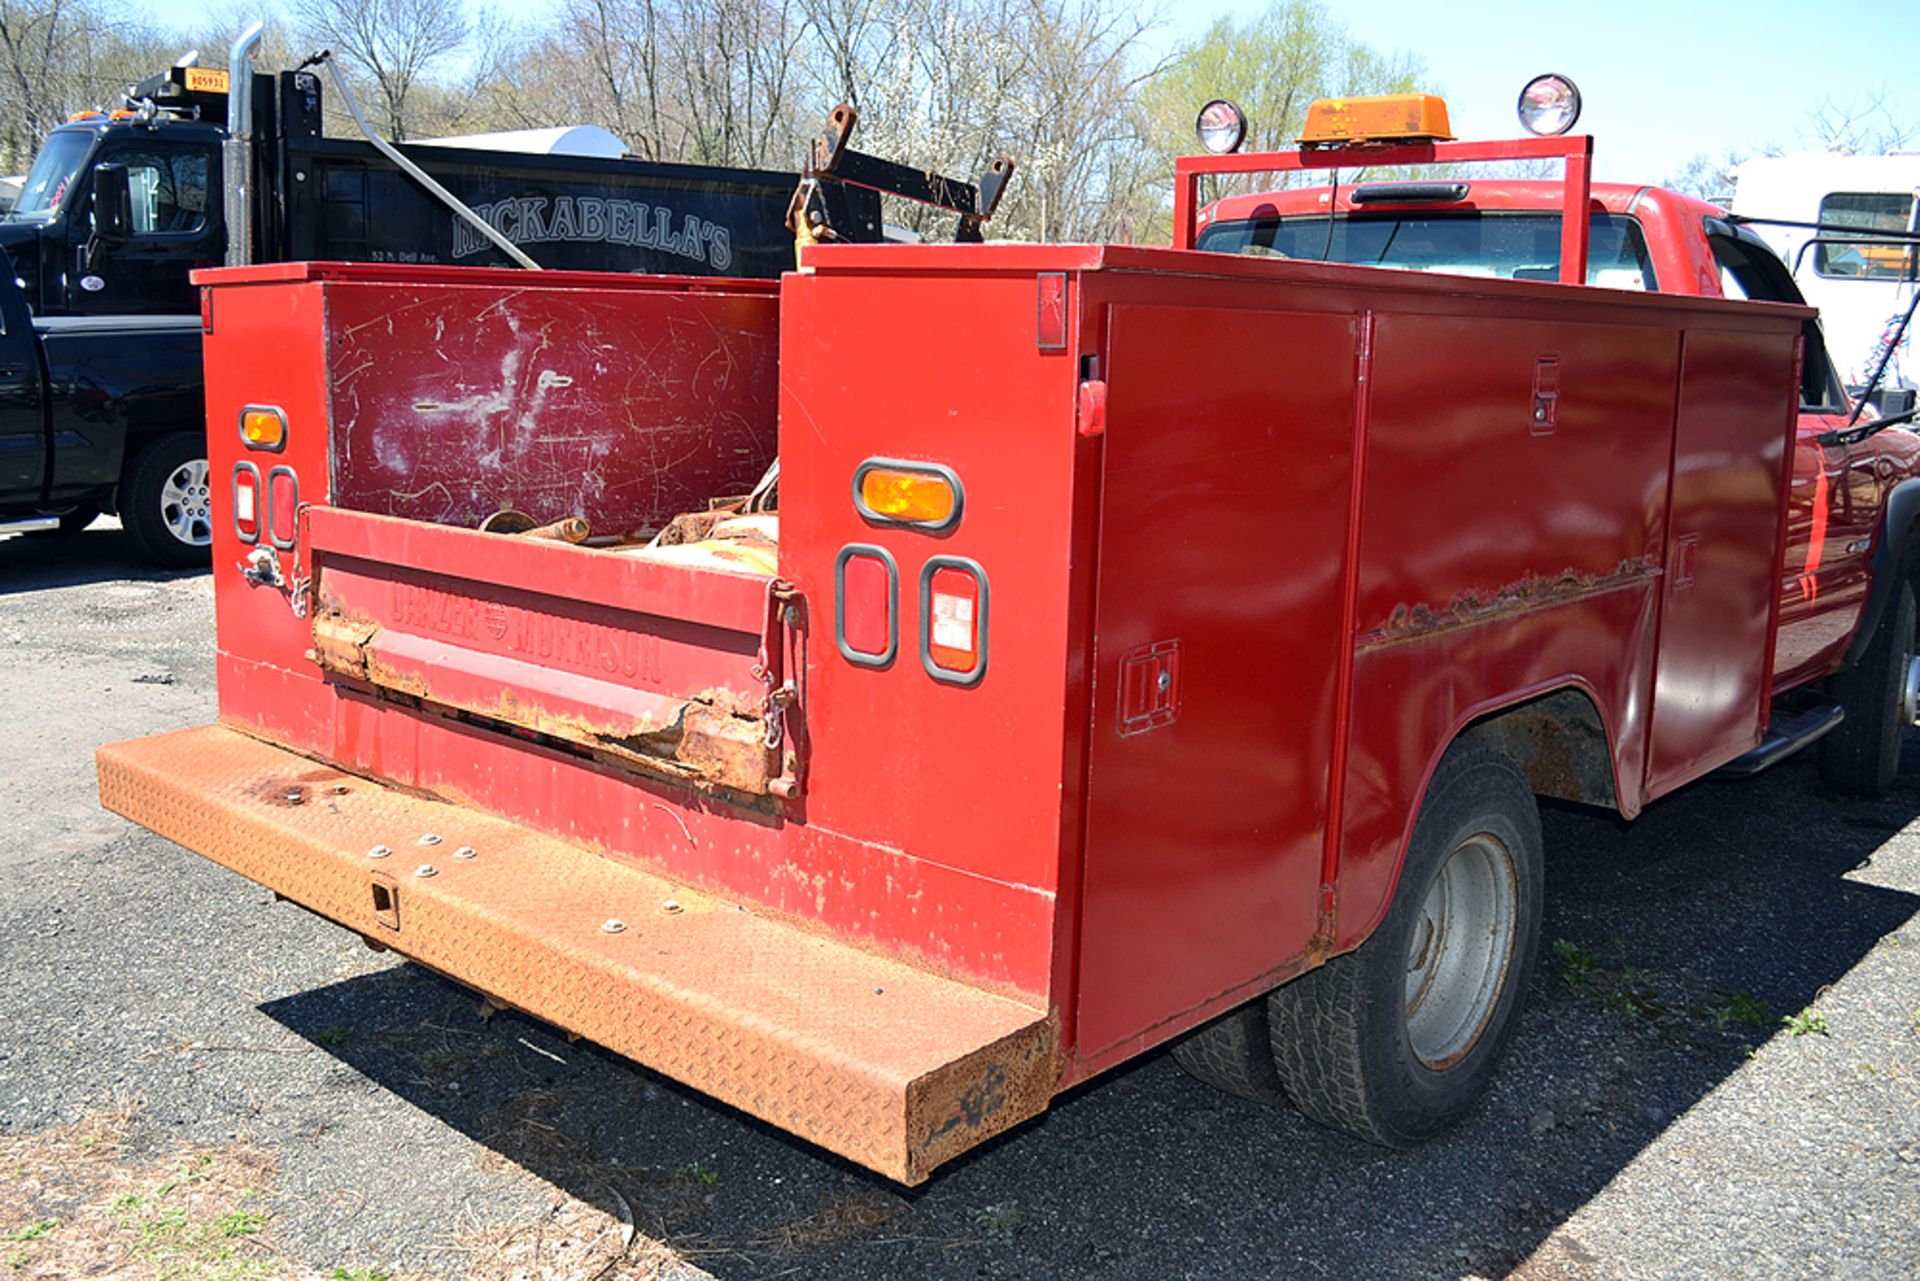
xmin=122 ymin=433 xmax=213 ymax=568
xmin=1267 ymin=744 xmax=1542 ymax=1146
xmin=1171 ymin=1000 xmax=1287 ymax=1105
xmin=1819 ymin=579 xmax=1917 ymax=798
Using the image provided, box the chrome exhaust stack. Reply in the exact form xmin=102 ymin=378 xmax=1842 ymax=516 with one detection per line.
xmin=223 ymin=21 xmax=265 ymax=268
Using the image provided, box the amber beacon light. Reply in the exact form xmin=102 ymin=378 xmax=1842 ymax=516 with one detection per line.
xmin=1298 ymin=93 xmax=1453 ymax=148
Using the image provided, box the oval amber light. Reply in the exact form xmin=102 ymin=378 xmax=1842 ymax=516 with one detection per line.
xmin=241 ymin=410 xmax=284 ymax=449
xmin=860 ymin=468 xmax=955 ymax=524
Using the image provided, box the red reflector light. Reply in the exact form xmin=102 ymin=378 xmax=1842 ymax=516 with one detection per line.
xmin=267 ymin=466 xmax=299 ymax=549
xmin=835 ymin=545 xmax=897 ymax=667
xmin=232 ymin=462 xmax=260 ymax=543
xmin=921 ymin=557 xmax=988 ymax=686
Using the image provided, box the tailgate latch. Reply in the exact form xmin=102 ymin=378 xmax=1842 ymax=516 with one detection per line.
xmin=756 ymin=581 xmax=808 ymax=800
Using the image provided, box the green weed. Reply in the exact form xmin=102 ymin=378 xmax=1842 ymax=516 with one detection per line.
xmin=1705 ymin=990 xmax=1773 ymax=1032
xmin=1783 ymin=1006 xmax=1830 ymax=1037
xmin=214 ymin=1209 xmax=269 ymax=1238
xmin=1 ymin=1220 xmax=57 ymax=1243
xmin=1550 ymin=938 xmax=1601 ymax=990
xmin=672 ymin=1162 xmax=720 ymax=1189
xmin=975 ymin=1200 xmax=1025 ymax=1244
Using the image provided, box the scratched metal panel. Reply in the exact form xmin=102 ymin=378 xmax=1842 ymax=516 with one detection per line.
xmin=324 ymin=279 xmax=779 ymax=536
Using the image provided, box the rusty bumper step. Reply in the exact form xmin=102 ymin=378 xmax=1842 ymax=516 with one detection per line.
xmin=97 ymin=725 xmax=1056 ymax=1183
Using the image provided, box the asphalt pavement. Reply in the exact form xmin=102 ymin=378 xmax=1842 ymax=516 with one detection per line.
xmin=2 ymin=523 xmax=1916 ymax=1280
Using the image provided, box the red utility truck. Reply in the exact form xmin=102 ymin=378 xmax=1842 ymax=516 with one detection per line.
xmin=98 ymin=86 xmax=1920 ymax=1183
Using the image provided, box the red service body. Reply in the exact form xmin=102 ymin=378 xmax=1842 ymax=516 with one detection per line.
xmin=101 ymin=123 xmax=1878 ymax=1184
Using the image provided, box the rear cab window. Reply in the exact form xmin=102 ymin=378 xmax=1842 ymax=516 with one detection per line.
xmin=1195 ymin=211 xmax=1660 ymax=292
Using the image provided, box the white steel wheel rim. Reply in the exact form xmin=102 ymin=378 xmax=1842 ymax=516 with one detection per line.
xmin=160 ymin=459 xmax=213 ymax=547
xmin=1404 ymin=832 xmax=1518 ymax=1069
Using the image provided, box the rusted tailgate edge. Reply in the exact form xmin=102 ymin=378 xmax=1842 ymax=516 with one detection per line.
xmin=97 ymin=725 xmax=1057 ymax=1184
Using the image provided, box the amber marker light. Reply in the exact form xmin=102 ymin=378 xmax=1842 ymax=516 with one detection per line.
xmin=853 ymin=459 xmax=963 ymax=532
xmin=240 ymin=406 xmax=287 ymax=451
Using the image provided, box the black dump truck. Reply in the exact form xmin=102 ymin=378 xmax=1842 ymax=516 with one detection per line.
xmin=0 ymin=37 xmax=885 ymax=563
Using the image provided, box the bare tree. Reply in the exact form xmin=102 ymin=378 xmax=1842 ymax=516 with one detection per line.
xmin=294 ymin=0 xmax=477 ymax=138
xmin=1806 ymin=93 xmax=1918 ymax=156
xmin=0 ymin=0 xmax=172 ymax=169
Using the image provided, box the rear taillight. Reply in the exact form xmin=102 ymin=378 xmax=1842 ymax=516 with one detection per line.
xmin=835 ymin=544 xmax=898 ymax=667
xmin=921 ymin=557 xmax=987 ymax=685
xmin=268 ymin=466 xmax=299 ymax=549
xmin=232 ymin=462 xmax=261 ymax=543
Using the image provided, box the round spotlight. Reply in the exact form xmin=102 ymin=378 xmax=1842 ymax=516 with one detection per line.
xmin=1195 ymin=99 xmax=1248 ymax=155
xmin=1517 ymin=74 xmax=1582 ymax=137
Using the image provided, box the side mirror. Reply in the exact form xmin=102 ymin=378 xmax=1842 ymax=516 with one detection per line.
xmin=91 ymin=163 xmax=134 ymax=244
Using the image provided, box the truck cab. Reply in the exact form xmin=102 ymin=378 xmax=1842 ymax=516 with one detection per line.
xmin=1 ymin=105 xmax=224 ymax=316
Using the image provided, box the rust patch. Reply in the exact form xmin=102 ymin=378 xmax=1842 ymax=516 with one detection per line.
xmin=308 ymin=611 xmax=778 ymax=800
xmin=1357 ymin=557 xmax=1658 ymax=652
xmin=310 ymin=612 xmax=378 ymax=678
xmin=907 ymin=1010 xmax=1060 ymax=1182
xmin=519 ymin=516 xmax=591 ymax=543
xmin=654 ymin=501 xmax=751 ymax=547
xmin=242 ymin=766 xmax=352 ymax=809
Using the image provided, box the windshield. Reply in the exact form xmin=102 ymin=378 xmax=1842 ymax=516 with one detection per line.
xmin=9 ymin=129 xmax=96 ymax=222
xmin=1196 ymin=211 xmax=1659 ymax=292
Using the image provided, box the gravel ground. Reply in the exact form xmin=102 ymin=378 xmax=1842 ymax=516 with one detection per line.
xmin=2 ymin=524 xmax=1917 ymax=1280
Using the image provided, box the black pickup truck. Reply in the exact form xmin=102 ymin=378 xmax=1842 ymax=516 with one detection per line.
xmin=0 ymin=275 xmax=205 ymax=564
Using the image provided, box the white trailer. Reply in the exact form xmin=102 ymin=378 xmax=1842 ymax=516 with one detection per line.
xmin=1733 ymin=152 xmax=1919 ymax=405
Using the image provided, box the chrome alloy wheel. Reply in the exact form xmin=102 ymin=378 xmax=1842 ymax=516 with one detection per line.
xmin=159 ymin=458 xmax=213 ymax=548
xmin=1903 ymin=654 xmax=1920 ymax=728
xmin=1404 ymin=832 xmax=1519 ymax=1069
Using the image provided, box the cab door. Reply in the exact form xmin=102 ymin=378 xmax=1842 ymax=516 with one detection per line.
xmin=73 ymin=138 xmax=221 ymax=315
xmin=0 ymin=281 xmax=47 ymax=506
xmin=1706 ymin=225 xmax=1876 ymax=681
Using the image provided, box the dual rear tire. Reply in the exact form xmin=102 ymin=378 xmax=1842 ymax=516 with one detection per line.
xmin=1173 ymin=745 xmax=1543 ymax=1145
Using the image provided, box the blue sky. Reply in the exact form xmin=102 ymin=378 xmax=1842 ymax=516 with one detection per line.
xmin=137 ymin=0 xmax=1918 ymax=183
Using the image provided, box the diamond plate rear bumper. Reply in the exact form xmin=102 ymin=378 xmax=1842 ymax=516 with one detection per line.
xmin=97 ymin=725 xmax=1057 ymax=1183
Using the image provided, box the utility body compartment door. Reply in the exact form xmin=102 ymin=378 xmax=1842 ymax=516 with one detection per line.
xmin=1642 ymin=329 xmax=1799 ymax=795
xmin=1073 ymin=303 xmax=1358 ymax=1059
